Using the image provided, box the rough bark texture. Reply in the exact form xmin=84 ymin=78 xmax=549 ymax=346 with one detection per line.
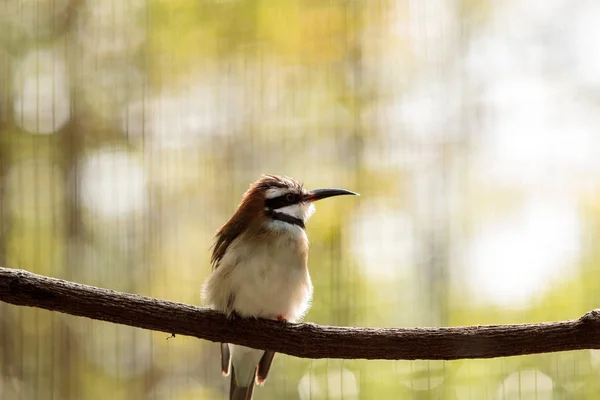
xmin=1 ymin=267 xmax=599 ymax=360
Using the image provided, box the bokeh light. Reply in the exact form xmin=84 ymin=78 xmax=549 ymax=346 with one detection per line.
xmin=2 ymin=0 xmax=600 ymax=399
xmin=13 ymin=48 xmax=70 ymax=135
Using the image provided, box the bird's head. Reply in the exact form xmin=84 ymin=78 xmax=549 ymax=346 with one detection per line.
xmin=211 ymin=175 xmax=358 ymax=266
xmin=255 ymin=174 xmax=358 ymax=230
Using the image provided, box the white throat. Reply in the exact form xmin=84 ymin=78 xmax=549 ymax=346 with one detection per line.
xmin=267 ymin=203 xmax=315 ymax=231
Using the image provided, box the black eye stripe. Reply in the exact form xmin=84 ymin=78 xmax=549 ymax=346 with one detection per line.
xmin=265 ymin=194 xmax=300 ymax=209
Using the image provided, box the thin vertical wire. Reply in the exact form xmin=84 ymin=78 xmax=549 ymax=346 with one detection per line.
xmin=0 ymin=0 xmax=10 ymax=386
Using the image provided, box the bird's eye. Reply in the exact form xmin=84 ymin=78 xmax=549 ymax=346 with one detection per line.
xmin=285 ymin=193 xmax=296 ymax=202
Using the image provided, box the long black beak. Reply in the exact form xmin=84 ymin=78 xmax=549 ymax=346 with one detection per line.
xmin=304 ymin=188 xmax=359 ymax=202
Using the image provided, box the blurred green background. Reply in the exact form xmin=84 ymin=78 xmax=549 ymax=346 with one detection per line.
xmin=1 ymin=0 xmax=600 ymax=398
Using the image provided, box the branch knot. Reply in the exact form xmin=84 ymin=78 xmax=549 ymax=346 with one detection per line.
xmin=579 ymin=309 xmax=600 ymax=325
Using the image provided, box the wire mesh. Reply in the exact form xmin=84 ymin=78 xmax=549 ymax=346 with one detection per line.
xmin=1 ymin=0 xmax=600 ymax=399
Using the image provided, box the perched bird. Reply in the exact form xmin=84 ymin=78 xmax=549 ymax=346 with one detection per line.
xmin=201 ymin=175 xmax=358 ymax=400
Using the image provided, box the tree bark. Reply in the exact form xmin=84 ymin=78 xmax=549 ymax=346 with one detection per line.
xmin=1 ymin=267 xmax=599 ymax=360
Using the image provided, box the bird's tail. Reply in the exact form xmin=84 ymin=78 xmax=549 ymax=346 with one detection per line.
xmin=229 ymin=365 xmax=256 ymax=400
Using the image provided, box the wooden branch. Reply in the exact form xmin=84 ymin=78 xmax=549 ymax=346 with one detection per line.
xmin=1 ymin=267 xmax=599 ymax=360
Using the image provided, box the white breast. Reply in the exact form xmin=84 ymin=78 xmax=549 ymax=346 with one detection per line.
xmin=201 ymin=229 xmax=313 ymax=323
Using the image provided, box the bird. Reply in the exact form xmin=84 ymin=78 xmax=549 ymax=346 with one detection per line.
xmin=201 ymin=174 xmax=358 ymax=400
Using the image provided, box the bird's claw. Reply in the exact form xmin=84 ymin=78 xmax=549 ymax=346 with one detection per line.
xmin=226 ymin=311 xmax=241 ymax=322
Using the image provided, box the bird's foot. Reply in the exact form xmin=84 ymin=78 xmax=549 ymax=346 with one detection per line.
xmin=226 ymin=311 xmax=241 ymax=322
xmin=276 ymin=315 xmax=288 ymax=325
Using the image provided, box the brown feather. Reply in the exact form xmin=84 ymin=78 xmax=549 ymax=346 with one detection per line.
xmin=211 ymin=175 xmax=304 ymax=269
xmin=256 ymin=350 xmax=276 ymax=384
xmin=221 ymin=343 xmax=231 ymax=376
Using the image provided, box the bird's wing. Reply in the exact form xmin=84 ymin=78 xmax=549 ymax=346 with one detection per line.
xmin=221 ymin=343 xmax=231 ymax=376
xmin=256 ymin=351 xmax=276 ymax=384
xmin=211 ymin=225 xmax=244 ymax=269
